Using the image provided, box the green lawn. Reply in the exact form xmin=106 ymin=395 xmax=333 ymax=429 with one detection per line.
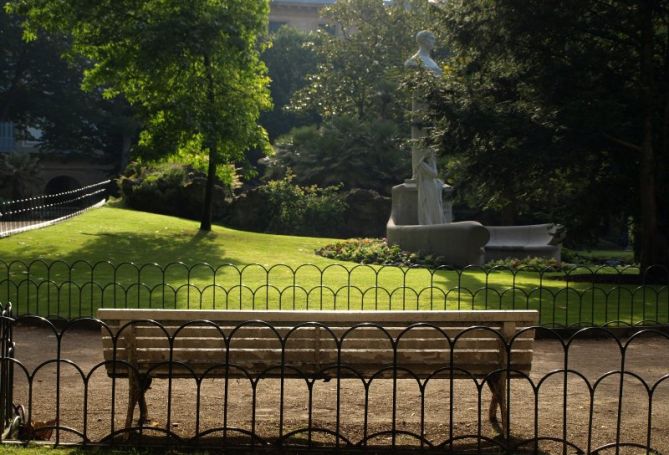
xmin=0 ymin=206 xmax=665 ymax=326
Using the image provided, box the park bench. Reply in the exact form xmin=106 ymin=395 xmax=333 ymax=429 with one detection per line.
xmin=97 ymin=309 xmax=538 ymax=434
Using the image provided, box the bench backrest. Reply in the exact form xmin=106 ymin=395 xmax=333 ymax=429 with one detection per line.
xmin=98 ymin=309 xmax=538 ymax=379
xmin=486 ymin=224 xmax=560 ymax=247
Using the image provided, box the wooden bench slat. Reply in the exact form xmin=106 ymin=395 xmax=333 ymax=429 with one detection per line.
xmin=103 ymin=364 xmax=533 ymax=379
xmin=103 ymin=325 xmax=536 ymax=340
xmin=102 ymin=336 xmax=534 ymax=351
xmin=98 ymin=309 xmax=539 ymax=324
xmin=102 ymin=347 xmax=534 ymax=367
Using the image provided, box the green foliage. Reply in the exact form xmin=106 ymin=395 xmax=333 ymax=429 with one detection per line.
xmin=267 ymin=115 xmax=409 ymax=194
xmin=167 ymin=134 xmax=240 ymax=188
xmin=290 ymin=0 xmax=434 ymax=121
xmin=426 ymin=0 xmax=669 ymax=262
xmin=316 ymin=238 xmax=411 ymax=265
xmin=260 ymin=26 xmax=321 ymax=140
xmin=486 ymin=254 xmax=636 ymax=271
xmin=118 ymin=162 xmax=230 ymax=220
xmin=485 ymin=257 xmax=566 ymax=271
xmin=7 ymin=0 xmax=272 ymax=229
xmin=317 ymin=241 xmax=631 ymax=270
xmin=260 ymin=174 xmax=347 ymax=236
xmin=274 ymin=0 xmax=439 ymax=193
xmin=0 ymin=6 xmax=135 ymax=159
xmin=315 ymin=238 xmax=454 ymax=268
xmin=560 ymin=248 xmax=635 ymax=267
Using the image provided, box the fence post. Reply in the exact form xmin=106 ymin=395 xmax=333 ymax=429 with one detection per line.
xmin=0 ymin=302 xmax=14 ymax=441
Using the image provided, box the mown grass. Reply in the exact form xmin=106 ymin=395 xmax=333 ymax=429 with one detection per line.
xmin=0 ymin=206 xmax=666 ymax=326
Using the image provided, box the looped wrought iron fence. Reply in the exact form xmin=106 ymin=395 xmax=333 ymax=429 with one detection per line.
xmin=0 ymin=180 xmax=110 ymax=238
xmin=0 ymin=303 xmax=667 ymax=453
xmin=0 ymin=302 xmax=13 ymax=439
xmin=0 ymin=260 xmax=667 ymax=327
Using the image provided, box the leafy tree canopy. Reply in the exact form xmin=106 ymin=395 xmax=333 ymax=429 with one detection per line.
xmin=290 ymin=0 xmax=436 ymax=121
xmin=267 ymin=0 xmax=438 ymax=192
xmin=260 ymin=26 xmax=321 ymax=141
xmin=428 ymin=0 xmax=668 ymax=269
xmin=0 ymin=6 xmax=135 ymax=160
xmin=7 ymin=0 xmax=272 ymax=230
xmin=268 ymin=115 xmax=409 ymax=194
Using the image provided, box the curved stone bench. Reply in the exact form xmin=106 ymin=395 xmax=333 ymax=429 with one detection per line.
xmin=386 ymin=183 xmax=489 ymax=266
xmin=387 ymin=218 xmax=491 ymax=267
xmin=484 ymin=224 xmax=564 ymax=262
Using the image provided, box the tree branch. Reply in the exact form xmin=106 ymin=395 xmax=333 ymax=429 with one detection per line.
xmin=603 ymin=133 xmax=641 ymax=152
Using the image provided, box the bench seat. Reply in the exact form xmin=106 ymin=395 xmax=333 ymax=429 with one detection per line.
xmin=484 ymin=224 xmax=564 ymax=261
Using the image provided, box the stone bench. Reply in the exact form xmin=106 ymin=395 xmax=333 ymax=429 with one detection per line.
xmin=97 ymin=309 xmax=538 ymax=434
xmin=484 ymin=223 xmax=564 ymax=262
xmin=386 ymin=183 xmax=490 ymax=266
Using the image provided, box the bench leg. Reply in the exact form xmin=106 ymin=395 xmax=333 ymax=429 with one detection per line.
xmin=124 ymin=375 xmax=137 ymax=431
xmin=125 ymin=374 xmax=151 ymax=431
xmin=487 ymin=372 xmax=507 ymax=434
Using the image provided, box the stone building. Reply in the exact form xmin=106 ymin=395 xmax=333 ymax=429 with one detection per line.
xmin=269 ymin=0 xmax=336 ymax=32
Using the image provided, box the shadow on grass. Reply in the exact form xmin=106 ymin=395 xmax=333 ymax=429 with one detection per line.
xmin=2 ymin=229 xmax=245 ymax=315
xmin=10 ymin=228 xmax=241 ymax=270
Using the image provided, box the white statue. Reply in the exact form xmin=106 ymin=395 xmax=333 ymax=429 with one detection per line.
xmin=404 ymin=30 xmax=446 ymax=225
xmin=404 ymin=30 xmax=443 ymax=77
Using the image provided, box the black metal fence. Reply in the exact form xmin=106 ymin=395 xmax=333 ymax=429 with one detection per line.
xmin=0 ymin=303 xmax=12 ymax=440
xmin=0 ymin=260 xmax=667 ymax=328
xmin=0 ymin=180 xmax=110 ymax=238
xmin=0 ymin=304 xmax=667 ymax=453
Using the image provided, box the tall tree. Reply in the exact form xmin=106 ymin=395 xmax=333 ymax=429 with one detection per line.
xmin=8 ymin=0 xmax=272 ymax=231
xmin=429 ymin=0 xmax=668 ymax=270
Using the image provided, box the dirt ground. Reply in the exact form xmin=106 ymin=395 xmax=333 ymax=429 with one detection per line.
xmin=6 ymin=325 xmax=669 ymax=454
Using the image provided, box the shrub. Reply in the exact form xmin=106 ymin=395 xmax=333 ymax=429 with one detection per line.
xmin=485 ymin=257 xmax=566 ymax=271
xmin=316 ymin=238 xmax=409 ymax=265
xmin=315 ymin=238 xmax=452 ymax=268
xmin=118 ymin=162 xmax=231 ymax=220
xmin=260 ymin=173 xmax=347 ymax=236
xmin=265 ymin=116 xmax=409 ymax=195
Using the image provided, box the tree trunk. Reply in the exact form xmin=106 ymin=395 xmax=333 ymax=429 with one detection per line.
xmin=500 ymin=203 xmax=516 ymax=226
xmin=200 ymin=143 xmax=217 ymax=232
xmin=120 ymin=134 xmax=132 ymax=170
xmin=637 ymin=0 xmax=668 ymax=278
xmin=200 ymin=54 xmax=217 ymax=232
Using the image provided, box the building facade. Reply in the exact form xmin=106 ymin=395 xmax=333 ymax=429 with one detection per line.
xmin=269 ymin=0 xmax=335 ymax=32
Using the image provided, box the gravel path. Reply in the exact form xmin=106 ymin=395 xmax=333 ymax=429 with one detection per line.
xmin=7 ymin=325 xmax=669 ymax=453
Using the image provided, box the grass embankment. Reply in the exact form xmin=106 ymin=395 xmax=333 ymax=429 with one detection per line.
xmin=0 ymin=206 xmax=665 ymax=326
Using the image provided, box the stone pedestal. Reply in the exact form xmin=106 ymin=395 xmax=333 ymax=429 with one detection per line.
xmin=396 ymin=181 xmax=454 ymax=224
